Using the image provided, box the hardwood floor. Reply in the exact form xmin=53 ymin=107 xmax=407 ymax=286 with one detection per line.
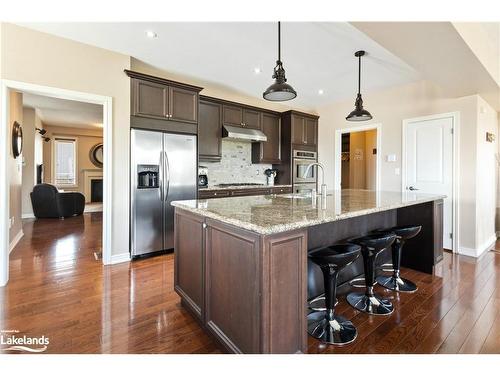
xmin=1 ymin=214 xmax=499 ymax=353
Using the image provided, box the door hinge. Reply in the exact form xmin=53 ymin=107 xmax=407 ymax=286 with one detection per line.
xmin=449 ymin=232 xmax=453 ymax=239
xmin=450 ymin=128 xmax=454 ymax=135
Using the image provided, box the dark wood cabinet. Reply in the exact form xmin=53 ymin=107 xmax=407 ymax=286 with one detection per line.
xmin=291 ymin=113 xmax=318 ymax=146
xmin=291 ymin=114 xmax=305 ymax=145
xmin=304 ymin=117 xmax=318 ymax=146
xmin=252 ymin=112 xmax=281 ymax=164
xmin=223 ymin=105 xmax=243 ymax=127
xmin=242 ymin=108 xmax=261 ymax=129
xmin=199 ymin=99 xmax=222 ymax=161
xmin=132 ymin=79 xmax=168 ymax=120
xmin=223 ymin=105 xmax=261 ymax=129
xmin=126 ymin=70 xmax=202 ymax=132
xmin=169 ymin=86 xmax=198 ymax=123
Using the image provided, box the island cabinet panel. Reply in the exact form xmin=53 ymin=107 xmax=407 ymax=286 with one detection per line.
xmin=261 ymin=230 xmax=308 ymax=354
xmin=204 ymin=219 xmax=261 ymax=353
xmin=174 ymin=210 xmax=205 ymax=321
xmin=396 ymin=199 xmax=444 ymax=274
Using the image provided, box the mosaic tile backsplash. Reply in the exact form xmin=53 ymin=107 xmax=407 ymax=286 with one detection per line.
xmin=202 ymin=140 xmax=272 ymax=185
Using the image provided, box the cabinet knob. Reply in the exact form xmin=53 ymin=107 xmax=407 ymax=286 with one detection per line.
xmin=214 ymin=192 xmax=217 ymax=196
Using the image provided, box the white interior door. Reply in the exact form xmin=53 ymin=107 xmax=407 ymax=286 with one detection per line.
xmin=404 ymin=116 xmax=453 ymax=250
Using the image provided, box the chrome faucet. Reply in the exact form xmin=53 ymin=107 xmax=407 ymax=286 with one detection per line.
xmin=303 ymin=162 xmax=327 ymax=198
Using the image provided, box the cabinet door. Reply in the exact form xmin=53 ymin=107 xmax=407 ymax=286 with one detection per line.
xmin=304 ymin=118 xmax=317 ymax=146
xmin=291 ymin=114 xmax=305 ymax=145
xmin=243 ymin=108 xmax=261 ymax=129
xmin=223 ymin=105 xmax=244 ymax=127
xmin=132 ymin=79 xmax=168 ymax=119
xmin=260 ymin=113 xmax=281 ymax=163
xmin=174 ymin=210 xmax=204 ymax=321
xmin=169 ymin=86 xmax=198 ymax=123
xmin=199 ymin=100 xmax=222 ymax=161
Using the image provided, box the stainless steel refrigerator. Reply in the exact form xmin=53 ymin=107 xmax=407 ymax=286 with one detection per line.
xmin=130 ymin=128 xmax=197 ymax=257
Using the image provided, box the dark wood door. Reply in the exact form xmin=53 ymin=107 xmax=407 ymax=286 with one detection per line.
xmin=169 ymin=86 xmax=198 ymax=123
xmin=199 ymin=100 xmax=222 ymax=161
xmin=242 ymin=108 xmax=261 ymax=129
xmin=259 ymin=113 xmax=281 ymax=163
xmin=291 ymin=114 xmax=305 ymax=145
xmin=304 ymin=117 xmax=317 ymax=146
xmin=132 ymin=79 xmax=168 ymax=120
xmin=223 ymin=105 xmax=243 ymax=127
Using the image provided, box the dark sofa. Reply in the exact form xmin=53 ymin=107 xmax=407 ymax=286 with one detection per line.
xmin=30 ymin=183 xmax=85 ymax=219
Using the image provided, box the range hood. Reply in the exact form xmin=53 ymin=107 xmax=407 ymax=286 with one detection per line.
xmin=222 ymin=125 xmax=267 ymax=142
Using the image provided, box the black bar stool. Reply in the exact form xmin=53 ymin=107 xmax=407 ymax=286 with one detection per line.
xmin=307 ymin=243 xmax=361 ymax=345
xmin=376 ymin=225 xmax=421 ymax=292
xmin=347 ymin=233 xmax=397 ymax=315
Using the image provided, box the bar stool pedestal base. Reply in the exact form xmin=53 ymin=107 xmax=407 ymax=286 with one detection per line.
xmin=376 ymin=275 xmax=418 ymax=293
xmin=347 ymin=292 xmax=394 ymax=315
xmin=307 ymin=311 xmax=357 ymax=345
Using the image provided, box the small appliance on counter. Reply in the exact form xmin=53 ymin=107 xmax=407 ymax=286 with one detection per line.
xmin=198 ymin=166 xmax=208 ymax=188
xmin=264 ymin=168 xmax=278 ymax=186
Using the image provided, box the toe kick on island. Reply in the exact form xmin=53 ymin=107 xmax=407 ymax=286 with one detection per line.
xmin=172 ymin=191 xmax=444 ymax=354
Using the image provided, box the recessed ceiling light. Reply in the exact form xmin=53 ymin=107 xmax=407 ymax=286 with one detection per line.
xmin=254 ymin=67 xmax=261 ymax=74
xmin=145 ymin=30 xmax=158 ymax=39
xmin=318 ymin=89 xmax=324 ymax=95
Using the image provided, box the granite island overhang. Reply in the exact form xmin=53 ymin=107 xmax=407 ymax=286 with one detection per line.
xmin=171 ymin=189 xmax=445 ymax=354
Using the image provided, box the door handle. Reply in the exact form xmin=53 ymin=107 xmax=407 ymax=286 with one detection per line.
xmin=159 ymin=152 xmax=164 ymax=201
xmin=408 ymin=186 xmax=419 ymax=191
xmin=164 ymin=151 xmax=170 ymax=201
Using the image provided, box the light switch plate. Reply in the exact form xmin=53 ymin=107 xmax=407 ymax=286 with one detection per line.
xmin=386 ymin=154 xmax=397 ymax=162
xmin=395 ymin=168 xmax=400 ymax=175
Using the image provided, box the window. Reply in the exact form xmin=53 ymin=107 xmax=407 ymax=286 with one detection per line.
xmin=54 ymin=138 xmax=77 ymax=186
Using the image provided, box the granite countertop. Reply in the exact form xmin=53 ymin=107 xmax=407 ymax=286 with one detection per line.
xmin=171 ymin=189 xmax=446 ymax=235
xmin=199 ymin=184 xmax=292 ymax=191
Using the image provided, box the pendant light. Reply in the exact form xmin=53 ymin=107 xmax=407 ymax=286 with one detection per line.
xmin=346 ymin=50 xmax=372 ymax=121
xmin=263 ymin=21 xmax=297 ymax=101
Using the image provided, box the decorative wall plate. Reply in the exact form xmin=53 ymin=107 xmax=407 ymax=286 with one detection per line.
xmin=89 ymin=143 xmax=103 ymax=168
xmin=12 ymin=121 xmax=23 ymax=159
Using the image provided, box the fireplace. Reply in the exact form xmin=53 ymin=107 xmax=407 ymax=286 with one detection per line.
xmin=90 ymin=179 xmax=103 ymax=202
xmin=83 ymin=169 xmax=103 ymax=203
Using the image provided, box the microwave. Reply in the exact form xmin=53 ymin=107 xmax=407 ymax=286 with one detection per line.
xmin=293 ymin=150 xmax=317 ymax=184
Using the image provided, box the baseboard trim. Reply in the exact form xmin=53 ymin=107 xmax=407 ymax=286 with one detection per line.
xmin=109 ymin=253 xmax=131 ymax=264
xmin=9 ymin=230 xmax=24 ymax=253
xmin=459 ymin=234 xmax=497 ymax=258
xmin=21 ymin=213 xmax=35 ymax=219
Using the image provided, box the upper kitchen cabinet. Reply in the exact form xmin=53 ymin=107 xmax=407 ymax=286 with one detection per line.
xmin=252 ymin=112 xmax=281 ymax=164
xmin=242 ymin=108 xmax=261 ymax=130
xmin=125 ymin=70 xmax=203 ymax=133
xmin=132 ymin=79 xmax=168 ymax=120
xmin=199 ymin=97 xmax=222 ymax=162
xmin=223 ymin=104 xmax=261 ymax=129
xmin=288 ymin=111 xmax=319 ymax=148
xmin=169 ymin=86 xmax=199 ymax=123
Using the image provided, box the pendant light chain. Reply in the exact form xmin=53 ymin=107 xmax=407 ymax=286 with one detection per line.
xmin=358 ymin=54 xmax=361 ymax=95
xmin=278 ymin=21 xmax=281 ymax=62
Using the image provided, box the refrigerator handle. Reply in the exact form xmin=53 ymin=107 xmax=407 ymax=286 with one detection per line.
xmin=159 ymin=151 xmax=164 ymax=201
xmin=164 ymin=151 xmax=170 ymax=201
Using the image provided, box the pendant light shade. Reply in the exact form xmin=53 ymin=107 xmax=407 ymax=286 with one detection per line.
xmin=346 ymin=50 xmax=372 ymax=121
xmin=263 ymin=22 xmax=297 ymax=101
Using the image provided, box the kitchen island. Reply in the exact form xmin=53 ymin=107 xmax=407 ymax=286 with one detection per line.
xmin=171 ymin=189 xmax=445 ymax=354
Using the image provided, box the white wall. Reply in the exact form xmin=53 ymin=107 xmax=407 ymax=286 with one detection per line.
xmin=475 ymin=96 xmax=498 ymax=254
xmin=316 ymin=80 xmax=496 ymax=256
xmin=1 ymin=22 xmax=131 ymax=257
